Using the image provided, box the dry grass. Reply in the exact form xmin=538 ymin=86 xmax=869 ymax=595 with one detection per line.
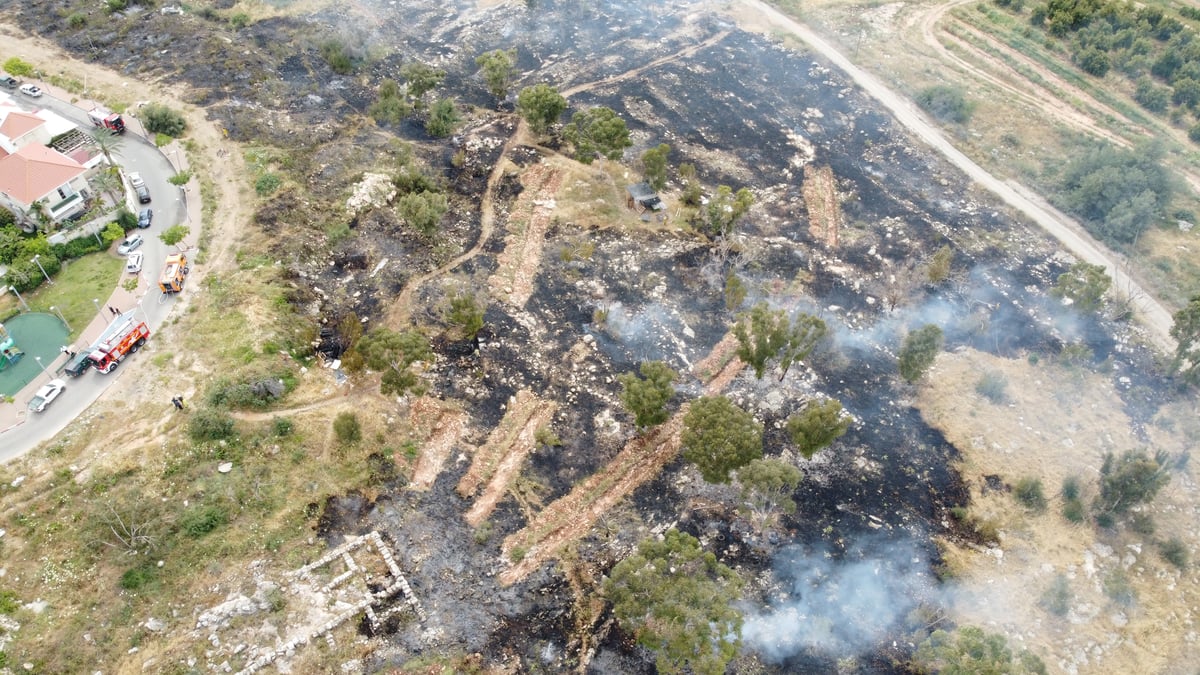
xmin=916 ymin=348 xmax=1200 ymax=671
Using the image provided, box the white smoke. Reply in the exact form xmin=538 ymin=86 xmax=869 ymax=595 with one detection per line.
xmin=743 ymin=535 xmax=935 ymax=661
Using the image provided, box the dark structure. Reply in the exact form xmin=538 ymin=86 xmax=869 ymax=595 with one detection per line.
xmin=626 ymin=182 xmax=664 ymax=213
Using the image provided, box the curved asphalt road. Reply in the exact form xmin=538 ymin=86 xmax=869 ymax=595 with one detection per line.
xmin=1 ymin=91 xmax=189 ymax=461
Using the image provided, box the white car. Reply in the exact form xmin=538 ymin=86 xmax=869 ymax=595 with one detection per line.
xmin=18 ymin=83 xmax=42 ymax=98
xmin=128 ymin=172 xmax=145 ymax=188
xmin=117 ymin=234 xmax=144 ymax=255
xmin=28 ymin=379 xmax=66 ymax=413
xmin=125 ymin=250 xmax=144 ymax=274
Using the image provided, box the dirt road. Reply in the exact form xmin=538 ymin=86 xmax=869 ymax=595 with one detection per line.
xmin=733 ymin=0 xmax=1177 ymax=355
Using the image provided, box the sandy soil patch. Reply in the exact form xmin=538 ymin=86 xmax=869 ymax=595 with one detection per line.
xmin=409 ymin=396 xmax=469 ymax=490
xmin=458 ymin=389 xmax=556 ymax=526
xmin=802 ymin=164 xmax=840 ymax=248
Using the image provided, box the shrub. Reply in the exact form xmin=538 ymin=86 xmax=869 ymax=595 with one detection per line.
xmin=272 ymin=416 xmax=294 ymax=437
xmin=0 ymin=589 xmax=18 ymax=614
xmin=1062 ymin=475 xmax=1080 ymax=500
xmin=333 ymin=412 xmax=361 ymax=444
xmin=255 ymin=173 xmax=282 ymax=196
xmin=141 ymin=103 xmax=188 ymax=137
xmin=168 ymin=170 xmax=193 ymax=186
xmin=119 ymin=564 xmax=158 ymax=590
xmin=180 ymin=504 xmax=228 ymax=537
xmin=1160 ymin=537 xmax=1189 ymax=569
xmin=425 ymin=98 xmax=461 ymax=138
xmin=67 ymin=12 xmax=86 ymax=27
xmin=320 ymin=40 xmax=356 ymax=74
xmin=229 ymin=12 xmax=249 ymax=29
xmin=188 ymin=408 xmax=236 ymax=441
xmin=3 ymin=57 xmax=34 ymax=77
xmin=1103 ymin=569 xmax=1136 ymax=606
xmin=916 ymin=85 xmax=974 ymax=123
xmin=1039 ymin=574 xmax=1071 ymax=616
xmin=975 ymin=371 xmax=1008 ymax=403
xmin=1014 ymin=477 xmax=1047 ymax=512
xmin=1129 ymin=512 xmax=1156 ymax=535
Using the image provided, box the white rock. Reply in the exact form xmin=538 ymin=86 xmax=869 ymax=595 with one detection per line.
xmin=145 ymin=617 xmax=166 ymax=632
xmin=218 ymin=462 xmax=233 ymax=474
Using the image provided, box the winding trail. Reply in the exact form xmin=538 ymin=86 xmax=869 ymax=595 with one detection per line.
xmin=736 ymin=0 xmax=1177 ymax=355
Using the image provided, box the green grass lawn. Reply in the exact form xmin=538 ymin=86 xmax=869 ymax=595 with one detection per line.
xmin=0 ymin=252 xmax=123 ymax=341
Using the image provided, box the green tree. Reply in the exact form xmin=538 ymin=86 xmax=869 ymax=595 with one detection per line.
xmin=3 ymin=57 xmax=34 ymax=77
xmin=425 ymin=98 xmax=461 ymax=138
xmin=351 ymin=328 xmax=433 ymax=396
xmin=641 ymin=143 xmax=671 ymax=191
xmin=733 ymin=302 xmax=827 ymax=380
xmin=88 ymin=128 xmax=123 ymax=166
xmin=787 ymin=398 xmax=851 ymax=459
xmin=700 ymin=185 xmax=754 ymax=238
xmin=736 ymin=458 xmax=802 ymax=531
xmin=397 ymin=190 xmax=448 ymax=236
xmin=319 ymin=40 xmax=355 ymax=74
xmin=898 ymin=324 xmax=944 ymax=383
xmin=1134 ymin=77 xmax=1171 ymax=113
xmin=401 ymin=62 xmax=445 ymax=102
xmin=1051 ymin=261 xmax=1111 ymax=312
xmin=603 ymin=529 xmax=743 ymax=675
xmin=516 ymin=84 xmax=566 ymax=135
xmin=562 ymin=106 xmax=632 ymax=164
xmin=159 ymin=225 xmax=190 ymax=249
xmin=446 ymin=292 xmax=484 ymax=341
xmin=915 ymin=626 xmax=1047 ymax=674
xmin=1075 ymin=47 xmax=1110 ymax=76
xmin=681 ymin=396 xmax=763 ymax=484
xmin=475 ymin=49 xmax=517 ymax=103
xmin=1095 ymin=450 xmax=1170 ymax=516
xmin=1059 ymin=141 xmax=1171 ymax=246
xmin=140 ymin=103 xmax=187 ymax=137
xmin=617 ymin=361 xmax=676 ymax=429
xmin=1170 ymin=295 xmax=1200 ymax=383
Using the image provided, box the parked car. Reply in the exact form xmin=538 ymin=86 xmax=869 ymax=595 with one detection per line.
xmin=127 ymin=172 xmax=145 ymax=188
xmin=117 ymin=234 xmax=144 ymax=255
xmin=137 ymin=208 xmax=153 ymax=228
xmin=136 ymin=185 xmax=151 ymax=204
xmin=28 ymin=379 xmax=66 ymax=413
xmin=18 ymin=83 xmax=42 ymax=98
xmin=125 ymin=251 xmax=144 ymax=274
xmin=0 ymin=76 xmax=18 ymax=89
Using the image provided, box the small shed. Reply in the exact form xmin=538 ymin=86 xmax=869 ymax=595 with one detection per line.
xmin=625 ymin=182 xmax=664 ymax=213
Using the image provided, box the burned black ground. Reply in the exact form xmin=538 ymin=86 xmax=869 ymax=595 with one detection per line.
xmin=3 ymin=0 xmax=1179 ymax=671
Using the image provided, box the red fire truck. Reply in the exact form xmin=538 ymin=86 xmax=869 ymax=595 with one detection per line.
xmin=88 ymin=315 xmax=150 ymax=374
xmin=87 ymin=105 xmax=126 ymax=134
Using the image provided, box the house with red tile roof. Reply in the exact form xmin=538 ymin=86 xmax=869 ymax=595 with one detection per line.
xmin=0 ymin=97 xmax=92 ymax=224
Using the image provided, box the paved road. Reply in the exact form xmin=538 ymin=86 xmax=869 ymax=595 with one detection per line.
xmin=738 ymin=0 xmax=1178 ymax=355
xmin=0 ymin=91 xmax=191 ymax=461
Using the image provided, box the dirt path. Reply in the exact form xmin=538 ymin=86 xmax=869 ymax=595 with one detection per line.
xmin=803 ymin=164 xmax=840 ymax=247
xmin=384 ymin=119 xmax=524 ymax=329
xmin=228 ymin=395 xmax=346 ymax=422
xmin=732 ymin=0 xmax=1177 ymax=355
xmin=560 ymin=29 xmax=732 ymax=98
xmin=488 ymin=162 xmax=564 ymax=308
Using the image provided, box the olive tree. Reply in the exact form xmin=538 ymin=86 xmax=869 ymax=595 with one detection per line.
xmin=516 ymin=84 xmax=566 ymax=135
xmin=618 ymin=361 xmax=676 ymax=429
xmin=681 ymin=396 xmax=762 ymax=484
xmin=733 ymin=302 xmax=827 ymax=381
xmin=562 ymin=106 xmax=632 ymax=164
xmin=1170 ymin=294 xmax=1200 ymax=384
xmin=787 ymin=398 xmax=851 ymax=459
xmin=475 ymin=49 xmax=517 ymax=103
xmin=1051 ymin=261 xmax=1111 ymax=312
xmin=897 ymin=324 xmax=944 ymax=383
xmin=736 ymin=458 xmax=802 ymax=531
xmin=603 ymin=529 xmax=743 ymax=675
